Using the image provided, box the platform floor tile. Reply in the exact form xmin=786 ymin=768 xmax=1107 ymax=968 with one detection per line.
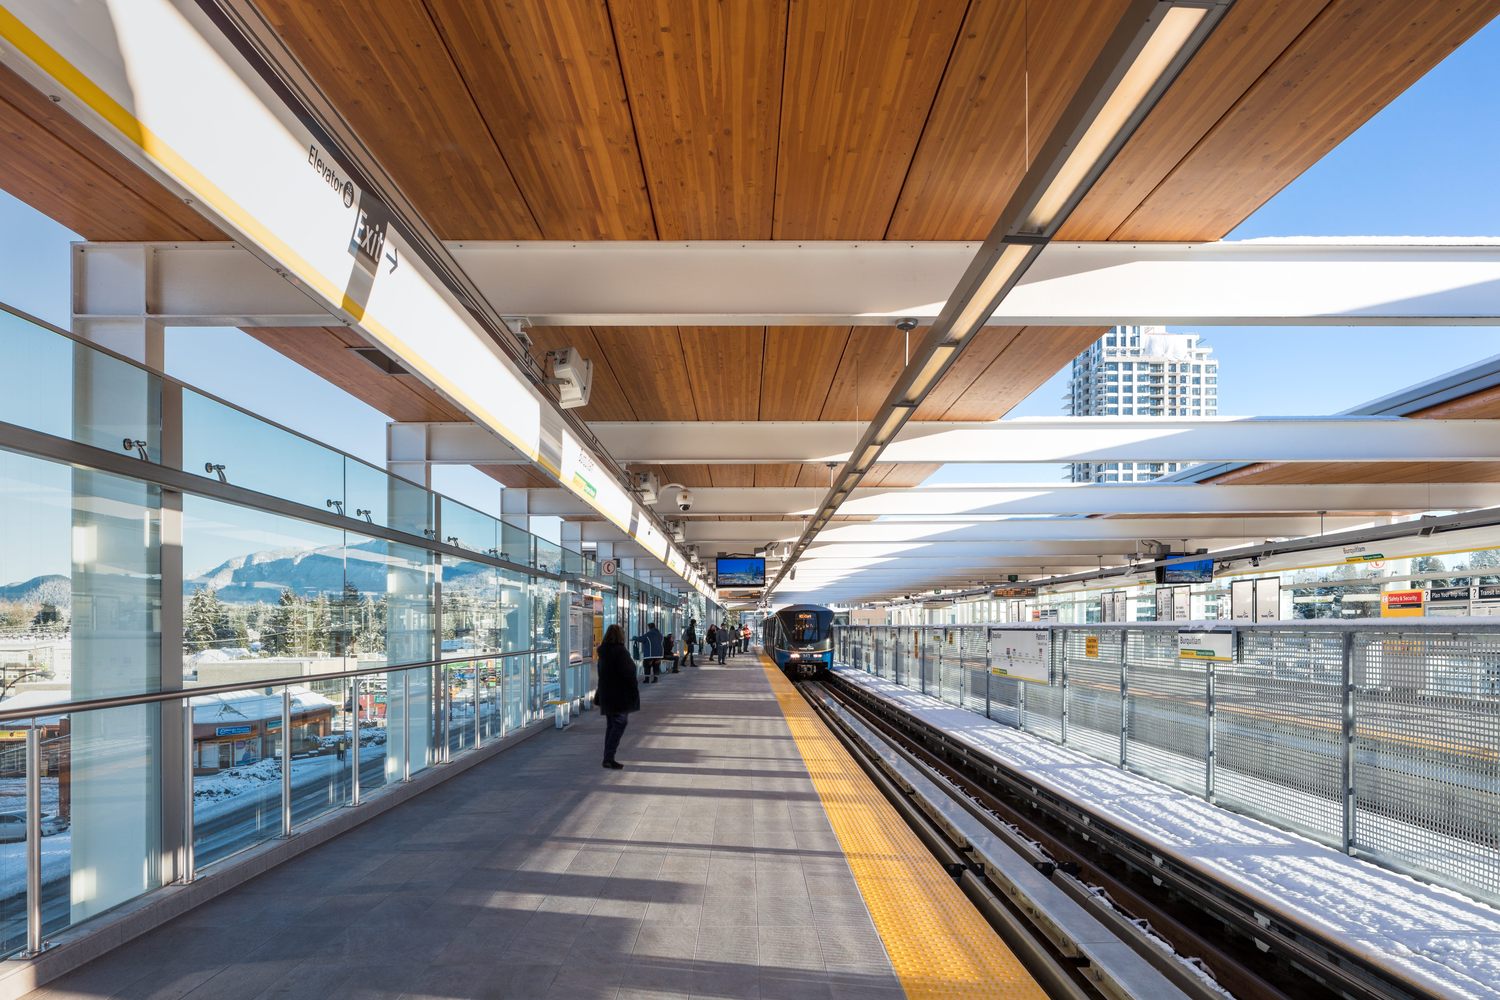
xmin=22 ymin=652 xmax=902 ymax=1000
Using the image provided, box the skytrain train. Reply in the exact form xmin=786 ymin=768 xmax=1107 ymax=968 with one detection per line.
xmin=763 ymin=604 xmax=835 ymax=679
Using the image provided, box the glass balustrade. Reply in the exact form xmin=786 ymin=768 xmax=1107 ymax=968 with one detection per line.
xmin=0 ymin=304 xmax=714 ymax=958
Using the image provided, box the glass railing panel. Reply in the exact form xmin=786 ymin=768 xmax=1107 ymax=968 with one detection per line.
xmin=500 ymin=523 xmax=533 ymax=568
xmin=445 ymin=664 xmax=475 ymax=756
xmin=0 ymin=720 xmax=47 ymax=957
xmin=0 ymin=309 xmax=72 ymax=440
xmin=537 ymin=650 xmax=562 ymax=709
xmin=499 ymin=567 xmax=531 ymax=656
xmin=384 ymin=666 xmax=431 ymax=783
xmin=192 ymin=690 xmax=284 ymax=870
xmin=439 ymin=498 xmax=498 ymax=558
xmin=534 ymin=537 xmax=562 ymax=575
xmin=344 ymin=459 xmax=435 ymax=540
xmin=477 ymin=659 xmax=502 ymax=742
xmin=287 ymin=680 xmax=352 ymax=829
xmin=40 ymin=702 xmax=165 ymax=934
xmin=0 ymin=310 xmax=166 ymax=461
xmin=533 ymin=578 xmax=561 ymax=657
xmin=503 ymin=654 xmax=528 ymax=733
xmin=352 ymin=672 xmax=389 ymax=799
xmin=443 ymin=554 xmax=500 ymax=658
xmin=182 ymin=389 xmax=342 ymax=512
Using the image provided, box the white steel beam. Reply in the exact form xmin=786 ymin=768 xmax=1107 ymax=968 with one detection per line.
xmin=677 ymin=516 xmax=1370 ymax=546
xmin=531 ymin=483 xmax=1500 ymax=517
xmin=75 ymin=240 xmax=1500 ymax=328
xmin=590 ymin=417 xmax=1500 ymax=465
xmin=72 ymin=242 xmax=337 ymax=332
xmin=450 ymin=240 xmax=1500 ymax=326
xmin=386 ymin=421 xmax=532 ymax=466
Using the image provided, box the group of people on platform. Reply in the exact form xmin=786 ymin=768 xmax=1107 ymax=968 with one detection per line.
xmin=593 ymin=616 xmax=756 ymax=769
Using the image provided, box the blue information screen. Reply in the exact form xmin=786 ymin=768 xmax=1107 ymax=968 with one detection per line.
xmin=716 ymin=557 xmax=766 ymax=587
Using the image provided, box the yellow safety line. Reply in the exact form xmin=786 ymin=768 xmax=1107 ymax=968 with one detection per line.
xmin=760 ymin=658 xmax=1046 ymax=999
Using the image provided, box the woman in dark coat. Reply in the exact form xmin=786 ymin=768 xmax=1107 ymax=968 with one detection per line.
xmin=595 ymin=623 xmax=640 ymax=769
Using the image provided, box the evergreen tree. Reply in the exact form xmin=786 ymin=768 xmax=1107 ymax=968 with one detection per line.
xmin=309 ymin=593 xmax=333 ymax=656
xmin=262 ymin=589 xmax=299 ymax=656
xmin=1469 ymin=548 xmax=1500 ymax=586
xmin=354 ymin=594 xmax=386 ymax=654
xmin=1412 ymin=555 xmax=1451 ymax=589
xmin=185 ymin=587 xmax=232 ymax=653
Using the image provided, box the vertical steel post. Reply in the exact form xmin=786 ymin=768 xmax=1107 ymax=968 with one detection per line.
xmin=1205 ymin=651 xmax=1218 ymax=804
xmin=25 ymin=728 xmax=42 ymax=956
xmin=984 ymin=631 xmax=992 ymax=720
xmin=350 ymin=675 xmax=362 ymax=807
xmin=1341 ymin=630 xmax=1356 ymax=853
xmin=402 ymin=670 xmax=412 ymax=782
xmin=1119 ymin=630 xmax=1130 ymax=768
xmin=440 ymin=663 xmax=450 ymax=764
xmin=1018 ymin=676 xmax=1027 ymax=732
xmin=1059 ymin=629 xmax=1070 ymax=746
xmin=281 ymin=688 xmax=293 ymax=837
xmin=474 ymin=662 xmax=483 ymax=750
xmin=182 ymin=703 xmax=195 ymax=882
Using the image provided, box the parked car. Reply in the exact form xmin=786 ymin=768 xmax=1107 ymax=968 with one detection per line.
xmin=0 ymin=811 xmax=68 ymax=843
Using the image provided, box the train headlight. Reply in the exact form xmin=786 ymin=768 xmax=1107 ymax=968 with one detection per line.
xmin=788 ymin=652 xmax=800 ymax=660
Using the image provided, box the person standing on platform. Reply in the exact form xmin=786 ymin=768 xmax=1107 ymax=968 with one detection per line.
xmin=634 ymin=621 xmax=664 ymax=684
xmin=705 ymin=623 xmax=719 ymax=663
xmin=683 ymin=620 xmax=697 ymax=667
xmin=595 ymin=624 xmax=638 ymax=769
xmin=663 ymin=630 xmax=679 ymax=673
xmin=741 ymin=622 xmax=752 ymax=655
xmin=716 ymin=622 xmax=729 ymax=664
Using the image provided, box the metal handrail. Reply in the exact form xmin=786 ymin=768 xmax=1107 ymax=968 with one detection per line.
xmin=0 ymin=646 xmax=551 ymax=724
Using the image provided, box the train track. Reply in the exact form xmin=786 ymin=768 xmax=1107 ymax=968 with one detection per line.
xmin=798 ymin=673 xmax=1431 ymax=1000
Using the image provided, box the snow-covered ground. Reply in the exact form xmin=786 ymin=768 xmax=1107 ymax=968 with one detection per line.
xmin=837 ymin=667 xmax=1500 ymax=1000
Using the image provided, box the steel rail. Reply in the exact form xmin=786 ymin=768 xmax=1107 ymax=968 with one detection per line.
xmin=794 ymin=681 xmax=1097 ymax=1000
xmin=825 ymin=672 xmax=1437 ymax=1000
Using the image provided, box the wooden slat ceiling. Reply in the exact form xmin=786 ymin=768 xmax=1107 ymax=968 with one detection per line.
xmin=1 ymin=0 xmax=1497 ymax=519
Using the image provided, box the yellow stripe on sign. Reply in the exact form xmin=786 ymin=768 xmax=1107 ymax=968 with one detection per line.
xmin=760 ymin=659 xmax=1047 ymax=999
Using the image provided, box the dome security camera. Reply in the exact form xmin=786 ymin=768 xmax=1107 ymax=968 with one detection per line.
xmin=677 ymin=488 xmax=695 ymax=512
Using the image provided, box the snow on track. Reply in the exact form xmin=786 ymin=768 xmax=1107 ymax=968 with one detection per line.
xmin=835 ymin=668 xmax=1500 ymax=1000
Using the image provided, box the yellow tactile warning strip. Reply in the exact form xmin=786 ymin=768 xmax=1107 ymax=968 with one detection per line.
xmin=760 ymin=658 xmax=1048 ymax=999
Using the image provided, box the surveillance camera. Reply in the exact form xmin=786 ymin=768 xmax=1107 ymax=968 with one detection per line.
xmin=677 ymin=489 xmax=695 ymax=512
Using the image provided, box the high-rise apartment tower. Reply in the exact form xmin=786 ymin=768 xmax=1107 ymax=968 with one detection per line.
xmin=1067 ymin=326 xmax=1219 ymax=483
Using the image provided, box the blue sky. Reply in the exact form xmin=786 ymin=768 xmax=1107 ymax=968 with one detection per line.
xmin=1 ymin=15 xmax=1498 ymax=557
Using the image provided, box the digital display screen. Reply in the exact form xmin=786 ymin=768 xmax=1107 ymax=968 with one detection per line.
xmin=1159 ymin=556 xmax=1214 ymax=584
xmin=716 ymin=557 xmax=766 ymax=587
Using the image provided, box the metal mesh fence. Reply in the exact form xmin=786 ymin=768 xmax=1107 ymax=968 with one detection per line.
xmin=834 ymin=622 xmax=1500 ymax=907
xmin=1062 ymin=629 xmax=1124 ymax=765
xmin=959 ymin=627 xmax=988 ymax=712
xmin=1209 ymin=629 xmax=1345 ymax=846
xmin=1124 ymin=628 xmax=1209 ymax=795
xmin=1351 ymin=631 xmax=1500 ymax=900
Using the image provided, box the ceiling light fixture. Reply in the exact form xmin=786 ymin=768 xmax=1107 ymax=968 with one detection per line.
xmin=769 ymin=0 xmax=1233 ymax=596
